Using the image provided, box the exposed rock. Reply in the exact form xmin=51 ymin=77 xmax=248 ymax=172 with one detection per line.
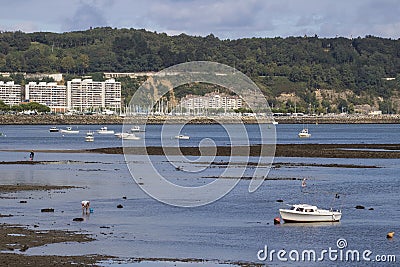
xmin=40 ymin=208 xmax=54 ymax=212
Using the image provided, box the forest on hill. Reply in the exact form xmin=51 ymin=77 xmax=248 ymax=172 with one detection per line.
xmin=0 ymin=27 xmax=400 ymax=113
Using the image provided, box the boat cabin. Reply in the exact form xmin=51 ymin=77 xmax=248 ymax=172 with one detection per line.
xmin=290 ymin=204 xmax=317 ymax=212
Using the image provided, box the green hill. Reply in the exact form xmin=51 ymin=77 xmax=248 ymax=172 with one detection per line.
xmin=1 ymin=28 xmax=400 ymax=113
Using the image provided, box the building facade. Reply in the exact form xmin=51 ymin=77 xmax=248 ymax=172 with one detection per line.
xmin=67 ymin=78 xmax=121 ymax=112
xmin=0 ymin=81 xmax=22 ymax=106
xmin=180 ymin=91 xmax=243 ymax=112
xmin=25 ymin=82 xmax=67 ymax=112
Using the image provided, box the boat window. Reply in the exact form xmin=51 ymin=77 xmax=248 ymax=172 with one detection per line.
xmin=296 ymin=208 xmax=304 ymax=212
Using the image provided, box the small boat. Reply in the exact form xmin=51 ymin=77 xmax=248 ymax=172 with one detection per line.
xmin=85 ymin=131 xmax=94 ymax=142
xmin=130 ymin=125 xmax=145 ymax=132
xmin=114 ymin=132 xmax=127 ymax=138
xmin=121 ymin=133 xmax=140 ymax=140
xmin=60 ymin=127 xmax=79 ymax=134
xmin=298 ymin=128 xmax=311 ymax=138
xmin=49 ymin=126 xmax=60 ymax=132
xmin=97 ymin=126 xmax=115 ymax=134
xmin=272 ymin=121 xmax=279 ymax=125
xmin=175 ymin=134 xmax=190 ymax=140
xmin=279 ymin=204 xmax=342 ymax=223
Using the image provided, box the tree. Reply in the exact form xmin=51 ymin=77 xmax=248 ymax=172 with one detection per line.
xmin=61 ymin=55 xmax=75 ymax=73
xmin=0 ymin=100 xmax=10 ymax=111
xmin=77 ymin=54 xmax=90 ymax=74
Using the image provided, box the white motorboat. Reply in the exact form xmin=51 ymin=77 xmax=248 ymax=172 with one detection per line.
xmin=122 ymin=133 xmax=140 ymax=140
xmin=115 ymin=132 xmax=129 ymax=138
xmin=60 ymin=127 xmax=79 ymax=134
xmin=175 ymin=134 xmax=190 ymax=140
xmin=130 ymin=125 xmax=145 ymax=132
xmin=97 ymin=126 xmax=114 ymax=134
xmin=49 ymin=126 xmax=60 ymax=132
xmin=298 ymin=128 xmax=311 ymax=138
xmin=272 ymin=121 xmax=279 ymax=125
xmin=279 ymin=204 xmax=342 ymax=223
xmin=85 ymin=131 xmax=94 ymax=142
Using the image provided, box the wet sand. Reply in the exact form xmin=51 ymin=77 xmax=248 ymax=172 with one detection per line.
xmin=0 ymin=185 xmax=110 ymax=266
xmin=87 ymin=143 xmax=400 ymax=159
xmin=3 ymin=143 xmax=400 ymax=158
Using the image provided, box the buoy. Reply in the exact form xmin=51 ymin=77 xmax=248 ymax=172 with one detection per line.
xmin=89 ymin=208 xmax=94 ymax=213
xmin=387 ymin=232 xmax=395 ymax=238
xmin=117 ymin=204 xmax=123 ymax=208
xmin=274 ymin=217 xmax=281 ymax=225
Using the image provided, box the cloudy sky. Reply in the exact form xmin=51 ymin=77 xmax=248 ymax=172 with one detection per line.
xmin=0 ymin=0 xmax=399 ymax=39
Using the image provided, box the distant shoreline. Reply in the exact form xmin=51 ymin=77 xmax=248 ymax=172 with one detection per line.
xmin=0 ymin=114 xmax=399 ymax=125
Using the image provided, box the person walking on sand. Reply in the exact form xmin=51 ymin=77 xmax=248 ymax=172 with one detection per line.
xmin=29 ymin=150 xmax=35 ymax=161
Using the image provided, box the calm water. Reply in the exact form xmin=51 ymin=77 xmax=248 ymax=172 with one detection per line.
xmin=0 ymin=124 xmax=399 ymax=266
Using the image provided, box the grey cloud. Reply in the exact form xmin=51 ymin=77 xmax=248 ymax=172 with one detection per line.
xmin=61 ymin=0 xmax=110 ymax=32
xmin=1 ymin=0 xmax=400 ymax=39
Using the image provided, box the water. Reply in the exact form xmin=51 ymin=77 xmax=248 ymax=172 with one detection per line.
xmin=0 ymin=124 xmax=399 ymax=266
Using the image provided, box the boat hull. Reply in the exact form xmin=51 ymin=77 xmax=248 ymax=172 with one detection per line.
xmin=60 ymin=130 xmax=79 ymax=134
xmin=175 ymin=135 xmax=190 ymax=140
xmin=279 ymin=209 xmax=341 ymax=222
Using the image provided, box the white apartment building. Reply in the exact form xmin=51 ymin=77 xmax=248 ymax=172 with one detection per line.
xmin=25 ymin=82 xmax=67 ymax=112
xmin=0 ymin=81 xmax=22 ymax=106
xmin=67 ymin=78 xmax=121 ymax=112
xmin=180 ymin=91 xmax=243 ymax=112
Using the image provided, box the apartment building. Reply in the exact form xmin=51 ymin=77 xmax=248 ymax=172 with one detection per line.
xmin=67 ymin=78 xmax=121 ymax=112
xmin=180 ymin=91 xmax=243 ymax=111
xmin=25 ymin=82 xmax=67 ymax=112
xmin=0 ymin=81 xmax=22 ymax=106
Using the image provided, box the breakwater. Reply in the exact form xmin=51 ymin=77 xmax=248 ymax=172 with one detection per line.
xmin=0 ymin=114 xmax=400 ymax=125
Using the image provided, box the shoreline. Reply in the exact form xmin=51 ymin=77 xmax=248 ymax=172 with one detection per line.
xmin=0 ymin=185 xmax=110 ymax=266
xmin=1 ymin=114 xmax=400 ymax=125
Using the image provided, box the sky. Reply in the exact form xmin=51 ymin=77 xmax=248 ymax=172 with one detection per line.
xmin=0 ymin=0 xmax=400 ymax=39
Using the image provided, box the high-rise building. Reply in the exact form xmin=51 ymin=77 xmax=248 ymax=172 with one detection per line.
xmin=67 ymin=78 xmax=121 ymax=112
xmin=25 ymin=82 xmax=67 ymax=112
xmin=0 ymin=81 xmax=22 ymax=106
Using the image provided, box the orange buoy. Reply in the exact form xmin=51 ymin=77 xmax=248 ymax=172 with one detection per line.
xmin=274 ymin=217 xmax=281 ymax=225
xmin=387 ymin=232 xmax=395 ymax=238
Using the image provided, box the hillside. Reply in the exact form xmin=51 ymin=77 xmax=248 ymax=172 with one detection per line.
xmin=1 ymin=28 xmax=400 ymax=113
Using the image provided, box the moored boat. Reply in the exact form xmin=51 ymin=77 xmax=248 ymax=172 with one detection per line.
xmin=60 ymin=127 xmax=79 ymax=134
xmin=85 ymin=131 xmax=94 ymax=142
xmin=279 ymin=204 xmax=342 ymax=223
xmin=121 ymin=133 xmax=140 ymax=140
xmin=175 ymin=134 xmax=190 ymax=140
xmin=97 ymin=126 xmax=114 ymax=134
xmin=298 ymin=128 xmax=311 ymax=138
xmin=130 ymin=125 xmax=145 ymax=132
xmin=49 ymin=126 xmax=60 ymax=132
